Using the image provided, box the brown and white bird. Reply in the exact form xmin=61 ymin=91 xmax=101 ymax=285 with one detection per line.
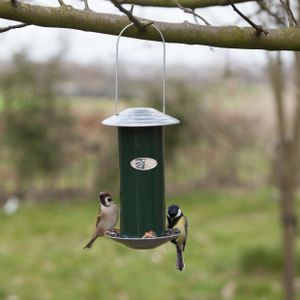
xmin=84 ymin=192 xmax=119 ymax=249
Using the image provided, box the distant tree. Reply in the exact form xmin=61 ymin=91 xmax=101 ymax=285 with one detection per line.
xmin=147 ymin=79 xmax=260 ymax=187
xmin=147 ymin=80 xmax=199 ymax=159
xmin=261 ymin=2 xmax=300 ymax=299
xmin=0 ymin=52 xmax=74 ymax=198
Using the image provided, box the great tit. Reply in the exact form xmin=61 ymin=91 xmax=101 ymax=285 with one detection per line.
xmin=167 ymin=204 xmax=188 ymax=271
xmin=84 ymin=192 xmax=119 ymax=249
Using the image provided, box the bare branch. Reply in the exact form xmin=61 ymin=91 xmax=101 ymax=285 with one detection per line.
xmin=256 ymin=0 xmax=286 ymax=26
xmin=234 ymin=7 xmax=262 ymax=24
xmin=228 ymin=0 xmax=268 ymax=35
xmin=174 ymin=0 xmax=210 ymax=25
xmin=110 ymin=0 xmax=145 ymax=31
xmin=1 ymin=1 xmax=300 ymax=50
xmin=120 ymin=0 xmax=253 ymax=9
xmin=83 ymin=0 xmax=89 ymax=10
xmin=129 ymin=4 xmax=134 ymax=14
xmin=0 ymin=22 xmax=28 ymax=33
xmin=174 ymin=0 xmax=213 ymax=51
xmin=280 ymin=0 xmax=297 ymax=26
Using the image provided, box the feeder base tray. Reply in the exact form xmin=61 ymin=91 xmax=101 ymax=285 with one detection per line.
xmin=105 ymin=229 xmax=180 ymax=250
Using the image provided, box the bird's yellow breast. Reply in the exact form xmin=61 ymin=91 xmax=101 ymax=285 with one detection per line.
xmin=173 ymin=216 xmax=187 ymax=245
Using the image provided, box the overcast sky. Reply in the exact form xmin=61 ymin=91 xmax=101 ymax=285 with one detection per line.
xmin=0 ymin=0 xmax=292 ymax=69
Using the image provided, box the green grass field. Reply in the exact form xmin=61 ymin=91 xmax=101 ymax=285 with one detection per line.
xmin=0 ymin=190 xmax=291 ymax=300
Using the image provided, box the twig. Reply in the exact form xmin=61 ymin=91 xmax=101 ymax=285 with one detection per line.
xmin=58 ymin=0 xmax=65 ymax=6
xmin=129 ymin=4 xmax=134 ymax=13
xmin=83 ymin=0 xmax=89 ymax=10
xmin=176 ymin=1 xmax=214 ymax=50
xmin=228 ymin=0 xmax=268 ymax=35
xmin=279 ymin=0 xmax=297 ymax=27
xmin=110 ymin=0 xmax=145 ymax=31
xmin=256 ymin=0 xmax=286 ymax=26
xmin=174 ymin=0 xmax=211 ymax=25
xmin=0 ymin=23 xmax=28 ymax=33
xmin=235 ymin=7 xmax=262 ymax=24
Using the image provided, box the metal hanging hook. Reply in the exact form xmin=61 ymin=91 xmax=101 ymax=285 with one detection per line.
xmin=115 ymin=23 xmax=166 ymax=115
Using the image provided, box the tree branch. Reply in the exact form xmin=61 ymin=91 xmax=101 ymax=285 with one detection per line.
xmin=0 ymin=22 xmax=28 ymax=33
xmin=83 ymin=0 xmax=89 ymax=10
xmin=280 ymin=0 xmax=297 ymax=26
xmin=256 ymin=0 xmax=286 ymax=26
xmin=1 ymin=1 xmax=300 ymax=50
xmin=228 ymin=0 xmax=268 ymax=35
xmin=174 ymin=0 xmax=211 ymax=25
xmin=110 ymin=0 xmax=145 ymax=31
xmin=119 ymin=0 xmax=253 ymax=9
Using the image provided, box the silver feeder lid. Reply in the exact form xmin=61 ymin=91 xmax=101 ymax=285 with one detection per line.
xmin=102 ymin=107 xmax=180 ymax=127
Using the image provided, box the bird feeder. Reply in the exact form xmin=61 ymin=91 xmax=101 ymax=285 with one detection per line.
xmin=102 ymin=23 xmax=180 ymax=249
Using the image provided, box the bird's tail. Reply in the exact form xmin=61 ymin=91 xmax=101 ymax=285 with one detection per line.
xmin=83 ymin=237 xmax=97 ymax=249
xmin=176 ymin=245 xmax=185 ymax=271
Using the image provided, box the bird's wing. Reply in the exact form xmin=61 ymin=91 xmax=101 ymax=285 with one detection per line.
xmin=95 ymin=208 xmax=101 ymax=227
xmin=184 ymin=215 xmax=188 ymax=231
xmin=183 ymin=215 xmax=188 ymax=251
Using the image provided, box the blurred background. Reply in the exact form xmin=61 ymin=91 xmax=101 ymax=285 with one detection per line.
xmin=0 ymin=1 xmax=299 ymax=300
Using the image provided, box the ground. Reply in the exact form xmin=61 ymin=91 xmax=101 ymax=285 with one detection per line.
xmin=0 ymin=189 xmax=292 ymax=300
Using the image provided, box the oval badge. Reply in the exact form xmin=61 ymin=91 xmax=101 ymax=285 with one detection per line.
xmin=130 ymin=158 xmax=158 ymax=171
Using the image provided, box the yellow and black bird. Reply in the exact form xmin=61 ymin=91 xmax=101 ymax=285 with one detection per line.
xmin=84 ymin=192 xmax=119 ymax=249
xmin=167 ymin=204 xmax=188 ymax=271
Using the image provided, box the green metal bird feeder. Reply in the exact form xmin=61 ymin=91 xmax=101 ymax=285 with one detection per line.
xmin=102 ymin=23 xmax=180 ymax=250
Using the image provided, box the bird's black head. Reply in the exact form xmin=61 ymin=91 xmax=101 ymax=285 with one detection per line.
xmin=167 ymin=204 xmax=182 ymax=228
xmin=99 ymin=192 xmax=113 ymax=207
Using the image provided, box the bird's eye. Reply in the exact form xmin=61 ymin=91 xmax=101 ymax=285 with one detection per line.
xmin=107 ymin=197 xmax=112 ymax=202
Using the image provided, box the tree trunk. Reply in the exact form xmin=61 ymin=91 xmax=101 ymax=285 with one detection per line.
xmin=269 ymin=53 xmax=298 ymax=300
xmin=279 ymin=167 xmax=297 ymax=300
xmin=277 ymin=138 xmax=298 ymax=300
